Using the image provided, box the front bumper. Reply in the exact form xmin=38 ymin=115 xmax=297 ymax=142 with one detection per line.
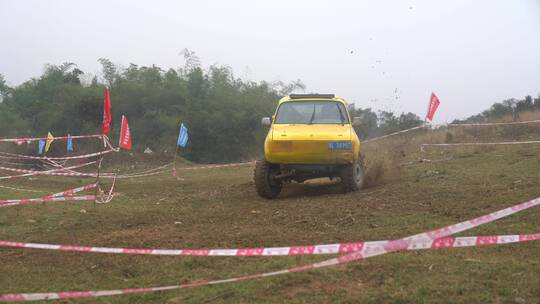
xmin=265 ymin=140 xmax=354 ymax=165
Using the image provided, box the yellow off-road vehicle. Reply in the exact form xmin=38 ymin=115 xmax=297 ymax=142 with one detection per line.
xmin=255 ymin=94 xmax=364 ymax=199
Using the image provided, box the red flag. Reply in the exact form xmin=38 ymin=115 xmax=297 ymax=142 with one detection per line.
xmin=119 ymin=115 xmax=132 ymax=150
xmin=426 ymin=92 xmax=441 ymax=122
xmin=102 ymin=87 xmax=112 ymax=134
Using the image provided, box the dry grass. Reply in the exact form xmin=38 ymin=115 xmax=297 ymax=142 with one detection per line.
xmin=1 ymin=113 xmax=540 ymax=303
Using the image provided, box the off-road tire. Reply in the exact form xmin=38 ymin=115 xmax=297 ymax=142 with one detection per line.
xmin=254 ymin=159 xmax=282 ymax=199
xmin=339 ymin=159 xmax=365 ymax=192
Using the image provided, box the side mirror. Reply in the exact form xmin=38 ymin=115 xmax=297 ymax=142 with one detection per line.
xmin=352 ymin=117 xmax=362 ymax=126
xmin=261 ymin=117 xmax=271 ymax=126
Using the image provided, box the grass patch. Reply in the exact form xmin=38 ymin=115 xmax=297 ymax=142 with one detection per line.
xmin=1 ymin=123 xmax=539 ymax=303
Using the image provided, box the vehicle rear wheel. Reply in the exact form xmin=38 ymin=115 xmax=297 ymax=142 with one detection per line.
xmin=339 ymin=159 xmax=365 ymax=192
xmin=254 ymin=159 xmax=282 ymax=199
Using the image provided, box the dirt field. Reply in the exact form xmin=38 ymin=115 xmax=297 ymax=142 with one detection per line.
xmin=1 ymin=125 xmax=540 ymax=303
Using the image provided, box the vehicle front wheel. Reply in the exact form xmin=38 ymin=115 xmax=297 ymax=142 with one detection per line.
xmin=339 ymin=159 xmax=365 ymax=192
xmin=254 ymin=159 xmax=282 ymax=199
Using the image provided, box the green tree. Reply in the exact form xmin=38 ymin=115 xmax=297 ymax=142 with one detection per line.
xmin=0 ymin=56 xmax=444 ymax=162
xmin=98 ymin=58 xmax=118 ymax=87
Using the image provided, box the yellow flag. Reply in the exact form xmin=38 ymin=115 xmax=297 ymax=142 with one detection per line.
xmin=45 ymin=132 xmax=54 ymax=153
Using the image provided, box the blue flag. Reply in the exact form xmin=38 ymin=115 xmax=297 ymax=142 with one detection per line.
xmin=177 ymin=123 xmax=189 ymax=147
xmin=38 ymin=140 xmax=45 ymax=154
xmin=67 ymin=134 xmax=73 ymax=152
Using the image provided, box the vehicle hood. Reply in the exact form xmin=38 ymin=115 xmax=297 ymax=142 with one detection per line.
xmin=271 ymin=124 xmax=351 ymax=141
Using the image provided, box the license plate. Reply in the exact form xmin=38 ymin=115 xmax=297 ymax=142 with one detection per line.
xmin=328 ymin=141 xmax=352 ymax=150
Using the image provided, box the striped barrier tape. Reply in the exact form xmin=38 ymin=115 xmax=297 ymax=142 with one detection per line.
xmin=108 ymin=163 xmax=173 ymax=179
xmin=0 ymin=196 xmax=538 ymax=302
xmin=95 ymin=175 xmax=116 ymax=204
xmin=0 ymin=232 xmax=537 ymax=257
xmin=48 ymin=183 xmax=98 ymax=198
xmin=70 ymin=162 xmax=255 ymax=180
xmin=0 ymin=148 xmax=117 ymax=161
xmin=0 ymin=195 xmax=96 ymax=208
xmin=0 ymin=183 xmax=98 ymax=207
xmin=1 ymin=234 xmax=537 ymax=302
xmin=21 ymin=171 xmax=105 ymax=178
xmin=447 ymin=119 xmax=540 ymax=127
xmin=29 ymin=159 xmax=69 ymax=171
xmin=0 ymin=134 xmax=102 ymax=143
xmin=0 ymin=161 xmax=96 ymax=175
xmin=103 ymin=135 xmax=116 ymax=151
xmin=342 ymin=118 xmax=538 ymax=145
xmin=0 ymin=195 xmax=537 ymax=255
xmin=420 ymin=140 xmax=540 ymax=151
xmin=0 ymin=161 xmax=97 ymax=180
xmin=115 ymin=161 xmax=254 ymax=178
xmin=0 ymin=234 xmax=537 ymax=302
xmin=363 ymin=125 xmax=425 ymax=143
xmin=117 ymin=163 xmax=172 ymax=176
xmin=113 ymin=169 xmax=170 ymax=179
xmin=41 ymin=158 xmax=68 ymax=169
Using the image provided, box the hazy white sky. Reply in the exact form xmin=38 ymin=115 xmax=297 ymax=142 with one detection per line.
xmin=1 ymin=0 xmax=539 ymax=122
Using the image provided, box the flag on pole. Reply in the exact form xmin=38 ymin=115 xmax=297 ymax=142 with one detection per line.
xmin=38 ymin=140 xmax=45 ymax=154
xmin=44 ymin=132 xmax=54 ymax=153
xmin=102 ymin=87 xmax=112 ymax=134
xmin=426 ymin=92 xmax=441 ymax=122
xmin=177 ymin=123 xmax=189 ymax=148
xmin=67 ymin=134 xmax=73 ymax=152
xmin=119 ymin=115 xmax=132 ymax=150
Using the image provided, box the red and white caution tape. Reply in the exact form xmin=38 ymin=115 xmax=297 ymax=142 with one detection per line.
xmin=0 ymin=134 xmax=102 ymax=144
xmin=0 ymin=148 xmax=117 ymax=161
xmin=41 ymin=158 xmax=68 ymax=169
xmin=48 ymin=183 xmax=98 ymax=198
xmin=420 ymin=140 xmax=540 ymax=151
xmin=0 ymin=232 xmax=537 ymax=257
xmin=120 ymin=163 xmax=172 ymax=176
xmin=29 ymin=171 xmax=105 ymax=178
xmin=113 ymin=170 xmax=169 ymax=179
xmin=0 ymin=161 xmax=97 ymax=180
xmin=0 ymin=195 xmax=96 ymax=208
xmin=447 ymin=119 xmax=540 ymax=127
xmin=0 ymin=161 xmax=96 ymax=175
xmin=56 ymin=164 xmax=171 ymax=180
xmin=115 ymin=161 xmax=254 ymax=179
xmin=79 ymin=162 xmax=254 ymax=180
xmin=95 ymin=175 xmax=116 ymax=204
xmin=363 ymin=125 xmax=425 ymax=143
xmin=0 ymin=234 xmax=537 ymax=302
xmin=0 ymin=183 xmax=97 ymax=207
xmin=0 ymin=196 xmax=537 ymax=255
xmin=0 ymin=196 xmax=538 ymax=302
xmin=111 ymin=163 xmax=173 ymax=179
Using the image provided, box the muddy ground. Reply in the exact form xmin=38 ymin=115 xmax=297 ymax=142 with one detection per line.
xmin=1 ymin=125 xmax=539 ymax=303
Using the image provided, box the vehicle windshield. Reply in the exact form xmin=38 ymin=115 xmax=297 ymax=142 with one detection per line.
xmin=274 ymin=101 xmax=349 ymax=124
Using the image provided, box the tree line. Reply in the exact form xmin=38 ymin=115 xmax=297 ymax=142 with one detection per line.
xmin=3 ymin=52 xmax=499 ymax=163
xmin=453 ymin=95 xmax=540 ymax=124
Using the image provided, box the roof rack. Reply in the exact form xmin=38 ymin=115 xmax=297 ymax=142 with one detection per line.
xmin=289 ymin=94 xmax=335 ymax=99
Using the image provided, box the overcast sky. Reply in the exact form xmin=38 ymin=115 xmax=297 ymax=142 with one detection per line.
xmin=1 ymin=0 xmax=539 ymax=122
